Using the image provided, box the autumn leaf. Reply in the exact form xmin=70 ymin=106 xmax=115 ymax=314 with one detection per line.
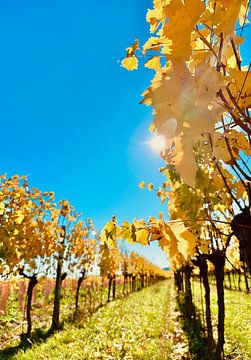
xmin=121 ymin=39 xmax=139 ymax=71
xmin=144 ymin=56 xmax=161 ymax=71
xmin=148 ymin=182 xmax=154 ymax=191
xmin=143 ymin=37 xmax=161 ymax=53
xmin=121 ymin=56 xmax=138 ymax=71
xmin=100 ymin=220 xmax=119 ymax=244
xmin=0 ymin=202 xmax=5 ymax=215
xmin=126 ymin=38 xmax=139 ymax=57
xmin=15 ymin=210 xmax=25 ymax=224
xmin=139 ymin=181 xmax=146 ymax=189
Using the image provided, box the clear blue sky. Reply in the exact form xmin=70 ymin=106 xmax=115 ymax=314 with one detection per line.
xmin=1 ymin=1 xmax=250 ymax=269
xmin=0 ymin=0 xmax=169 ymax=268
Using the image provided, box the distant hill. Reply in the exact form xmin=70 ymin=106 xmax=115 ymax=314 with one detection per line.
xmin=163 ymin=267 xmax=170 ymax=271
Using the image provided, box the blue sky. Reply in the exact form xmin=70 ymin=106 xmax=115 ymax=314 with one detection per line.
xmin=0 ymin=0 xmax=169 ymax=267
xmin=1 ymin=1 xmax=250 ymax=269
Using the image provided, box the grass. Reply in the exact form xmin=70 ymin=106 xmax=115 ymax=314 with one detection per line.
xmin=0 ymin=279 xmax=119 ymax=350
xmin=1 ymin=281 xmax=173 ymax=360
xmin=192 ymin=279 xmax=251 ymax=359
xmin=3 ymin=277 xmax=249 ymax=359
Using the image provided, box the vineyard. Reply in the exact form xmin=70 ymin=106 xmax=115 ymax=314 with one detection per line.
xmin=1 ymin=0 xmax=251 ymax=359
xmin=0 ymin=273 xmax=168 ymax=350
xmin=0 ymin=275 xmax=250 ymax=359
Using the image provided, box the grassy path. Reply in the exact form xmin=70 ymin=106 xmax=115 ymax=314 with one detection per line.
xmin=1 ymin=281 xmax=174 ymax=360
xmin=192 ymin=280 xmax=251 ymax=359
xmin=2 ymin=279 xmax=250 ymax=359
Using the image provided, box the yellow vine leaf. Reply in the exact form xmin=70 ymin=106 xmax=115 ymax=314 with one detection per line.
xmin=121 ymin=39 xmax=139 ymax=71
xmin=228 ymin=68 xmax=251 ymax=110
xmin=0 ymin=202 xmax=5 ymax=215
xmin=15 ymin=210 xmax=25 ymax=225
xmin=120 ymin=219 xmax=150 ymax=245
xmin=100 ymin=220 xmax=119 ymax=245
xmin=143 ymin=37 xmax=161 ymax=53
xmin=160 ymin=38 xmax=173 ymax=55
xmin=171 ymin=137 xmax=197 ymax=188
xmin=217 ymin=1 xmax=244 ymax=36
xmin=168 ymin=222 xmax=197 ymax=258
xmin=146 ymin=7 xmax=163 ymax=33
xmin=148 ymin=182 xmax=154 ymax=191
xmin=225 ymin=131 xmax=251 ymax=156
xmin=167 ymin=230 xmax=179 ymax=258
xmin=149 ymin=122 xmax=156 ymax=133
xmin=235 ymin=180 xmax=246 ymax=199
xmin=126 ymin=38 xmax=139 ymax=57
xmin=120 ymin=221 xmax=131 ymax=241
xmin=134 ymin=219 xmax=149 ymax=245
xmin=141 ymin=61 xmax=224 ymax=186
xmin=163 ymin=0 xmax=205 ymax=60
xmin=213 ymin=135 xmax=233 ymax=164
xmin=158 ymin=236 xmax=169 ymax=252
xmin=144 ymin=56 xmax=161 ymax=71
xmin=139 ymin=181 xmax=146 ymax=189
xmin=135 ymin=228 xmax=149 ymax=245
xmin=121 ymin=56 xmax=138 ymax=71
xmin=239 ymin=2 xmax=249 ymax=26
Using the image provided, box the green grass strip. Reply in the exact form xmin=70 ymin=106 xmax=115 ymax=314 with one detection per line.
xmin=2 ymin=280 xmax=173 ymax=360
xmin=192 ymin=280 xmax=251 ymax=359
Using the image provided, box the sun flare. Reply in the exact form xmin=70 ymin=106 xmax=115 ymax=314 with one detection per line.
xmin=148 ymin=134 xmax=166 ymax=153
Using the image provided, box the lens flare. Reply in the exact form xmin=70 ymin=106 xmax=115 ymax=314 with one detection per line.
xmin=148 ymin=134 xmax=166 ymax=153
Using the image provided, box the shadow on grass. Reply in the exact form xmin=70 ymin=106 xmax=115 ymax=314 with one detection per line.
xmin=0 ymin=328 xmax=57 ymax=360
xmin=176 ymin=292 xmax=217 ymax=360
xmin=0 ymin=299 xmax=120 ymax=359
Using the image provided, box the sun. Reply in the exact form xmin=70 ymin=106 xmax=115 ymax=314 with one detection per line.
xmin=147 ymin=134 xmax=166 ymax=154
